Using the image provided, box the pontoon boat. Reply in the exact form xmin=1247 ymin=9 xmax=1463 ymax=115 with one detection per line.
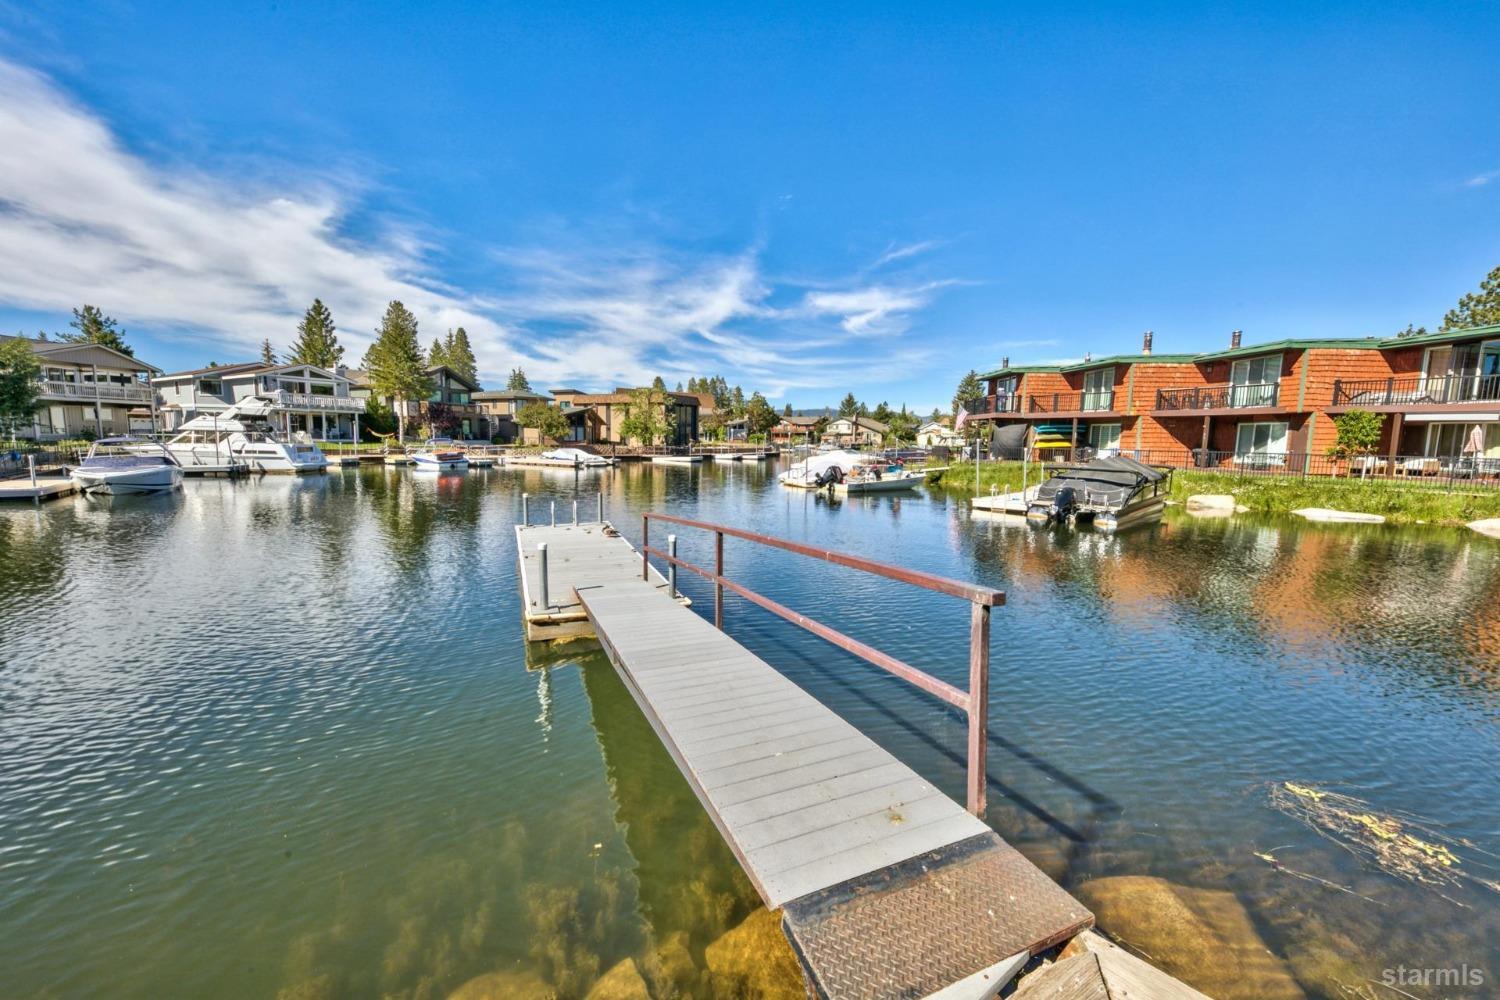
xmin=1025 ymin=456 xmax=1170 ymax=532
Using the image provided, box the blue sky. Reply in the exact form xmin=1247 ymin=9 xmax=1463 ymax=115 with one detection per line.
xmin=0 ymin=2 xmax=1496 ymax=411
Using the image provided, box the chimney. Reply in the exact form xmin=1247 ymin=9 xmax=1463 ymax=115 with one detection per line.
xmin=1231 ymin=329 xmax=1242 ymax=349
xmin=1001 ymin=356 xmax=1009 ymax=370
xmin=1142 ymin=331 xmax=1153 ymax=356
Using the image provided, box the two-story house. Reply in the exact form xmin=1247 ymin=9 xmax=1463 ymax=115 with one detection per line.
xmin=2 ymin=335 xmax=160 ymax=440
xmin=549 ymin=387 xmax=702 ymax=446
xmin=155 ymin=362 xmax=366 ymax=439
xmin=1325 ymin=323 xmax=1500 ymax=472
xmin=472 ymin=388 xmax=551 ymax=444
xmin=346 ymin=365 xmax=481 ymax=439
xmin=822 ymin=416 xmax=888 ymax=447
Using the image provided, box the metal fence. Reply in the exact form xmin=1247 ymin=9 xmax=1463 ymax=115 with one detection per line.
xmin=1011 ymin=447 xmax=1500 ymax=492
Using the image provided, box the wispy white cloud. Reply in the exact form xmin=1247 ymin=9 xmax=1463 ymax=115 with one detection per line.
xmin=871 ymin=239 xmax=943 ymax=269
xmin=1463 ymin=169 xmax=1499 ymax=188
xmin=0 ymin=57 xmax=955 ymax=398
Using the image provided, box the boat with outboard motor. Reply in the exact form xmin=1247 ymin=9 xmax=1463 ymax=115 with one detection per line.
xmin=158 ymin=397 xmax=328 ymax=473
xmin=505 ymin=447 xmax=616 ymax=469
xmin=71 ymin=437 xmax=184 ymax=494
xmin=1025 ymin=455 xmax=1171 ymax=532
xmin=778 ymin=450 xmax=893 ymax=490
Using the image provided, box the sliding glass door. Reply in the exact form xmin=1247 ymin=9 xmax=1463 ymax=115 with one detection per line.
xmin=1229 ymin=355 xmax=1280 ymax=407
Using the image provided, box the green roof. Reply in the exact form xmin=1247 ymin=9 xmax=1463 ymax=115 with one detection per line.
xmin=976 ymin=364 xmax=1063 ymax=379
xmin=1375 ymin=323 xmax=1500 ymax=349
xmin=1189 ymin=337 xmax=1383 ymax=362
xmin=1059 ymin=353 xmax=1197 ymax=372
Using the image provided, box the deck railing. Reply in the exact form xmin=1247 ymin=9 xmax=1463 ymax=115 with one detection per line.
xmin=962 ymin=393 xmax=1022 ymax=416
xmin=1332 ymin=373 xmax=1500 ymax=407
xmin=1027 ymin=390 xmax=1115 ymax=414
xmin=38 ymin=380 xmax=154 ymax=404
xmin=1154 ymin=382 xmax=1280 ymax=411
xmin=639 ymin=511 xmax=1004 ymax=816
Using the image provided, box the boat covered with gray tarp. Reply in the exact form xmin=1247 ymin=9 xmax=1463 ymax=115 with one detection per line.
xmin=1025 ymin=455 xmax=1171 ymax=532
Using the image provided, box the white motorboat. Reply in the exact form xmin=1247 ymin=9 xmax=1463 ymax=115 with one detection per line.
xmin=160 ymin=397 xmax=327 ymax=473
xmin=71 ymin=437 xmax=183 ymax=494
xmin=506 ymin=448 xmax=615 ymax=468
xmin=650 ymin=453 xmax=705 ymax=465
xmin=778 ymin=450 xmax=873 ymax=489
xmin=410 ymin=439 xmax=468 ymax=471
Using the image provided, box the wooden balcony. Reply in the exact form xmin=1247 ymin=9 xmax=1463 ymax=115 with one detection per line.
xmin=1331 ymin=373 xmax=1500 ymax=411
xmin=1027 ymin=390 xmax=1116 ymax=416
xmin=38 ymin=379 xmax=153 ymax=404
xmin=961 ymin=394 xmax=1022 ymax=417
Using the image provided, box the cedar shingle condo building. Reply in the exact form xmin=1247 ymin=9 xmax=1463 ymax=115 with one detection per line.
xmin=965 ymin=324 xmax=1500 ymax=473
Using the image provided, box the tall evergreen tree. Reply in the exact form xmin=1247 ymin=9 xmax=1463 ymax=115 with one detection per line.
xmin=288 ymin=299 xmax=344 ymax=369
xmin=259 ymin=339 xmax=278 ymax=365
xmin=952 ymin=370 xmax=983 ymax=415
xmin=837 ymin=392 xmax=860 ymax=418
xmin=61 ymin=305 xmax=132 ymax=356
xmin=427 ymin=337 xmax=447 ymax=369
xmin=1443 ymin=264 xmax=1500 ymax=330
xmin=366 ymin=301 xmax=432 ymax=442
xmin=651 ymin=375 xmax=667 ymax=390
xmin=783 ymin=403 xmax=793 ymax=417
xmin=730 ymin=385 xmax=746 ymax=417
xmin=507 ymin=368 xmax=532 ymax=392
xmin=446 ymin=327 xmax=479 ymax=385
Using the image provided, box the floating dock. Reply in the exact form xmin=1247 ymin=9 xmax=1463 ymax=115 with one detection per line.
xmin=0 ymin=475 xmax=77 ymax=501
xmin=970 ymin=487 xmax=1038 ymax=516
xmin=514 ymin=518 xmax=1102 ymax=998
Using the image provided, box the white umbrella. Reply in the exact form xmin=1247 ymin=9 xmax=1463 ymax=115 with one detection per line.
xmin=1464 ymin=424 xmax=1485 ymax=455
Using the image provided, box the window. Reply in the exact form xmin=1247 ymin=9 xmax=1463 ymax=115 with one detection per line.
xmin=1087 ymin=423 xmax=1121 ymax=453
xmin=1229 ymin=356 xmax=1280 ymax=407
xmin=1422 ymin=343 xmax=1484 ymax=402
xmin=1234 ymin=421 xmax=1288 ymax=464
xmin=197 ymin=379 xmax=223 ymax=396
xmin=1424 ymin=423 xmax=1479 ymax=458
xmin=1082 ymin=368 xmax=1113 ymax=411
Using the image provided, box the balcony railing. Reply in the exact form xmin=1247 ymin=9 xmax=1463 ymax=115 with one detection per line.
xmin=1027 ymin=390 xmax=1115 ymax=414
xmin=962 ymin=394 xmax=1022 ymax=416
xmin=1332 ymin=373 xmax=1500 ymax=408
xmin=38 ymin=379 xmax=153 ymax=404
xmin=1154 ymin=382 xmax=1280 ymax=411
xmin=269 ymin=390 xmax=367 ymax=413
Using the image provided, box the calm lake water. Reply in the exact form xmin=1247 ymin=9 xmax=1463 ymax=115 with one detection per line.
xmin=2 ymin=462 xmax=1497 ymax=999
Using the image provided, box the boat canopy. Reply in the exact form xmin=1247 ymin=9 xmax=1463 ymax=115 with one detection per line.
xmin=542 ymin=447 xmax=597 ymax=463
xmin=1047 ymin=455 xmax=1167 ymax=486
xmin=787 ymin=450 xmax=873 ymax=478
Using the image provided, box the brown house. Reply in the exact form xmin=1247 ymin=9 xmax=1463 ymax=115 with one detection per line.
xmin=550 ymin=387 xmax=702 ymax=446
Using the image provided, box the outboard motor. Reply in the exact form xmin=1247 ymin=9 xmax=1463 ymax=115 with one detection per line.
xmin=1048 ymin=485 xmax=1078 ymax=523
xmin=814 ymin=465 xmax=844 ymax=488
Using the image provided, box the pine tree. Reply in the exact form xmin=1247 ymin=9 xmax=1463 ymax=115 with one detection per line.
xmin=783 ymin=403 xmax=793 ymax=417
xmin=0 ymin=337 xmax=42 ymax=443
xmin=507 ymin=368 xmax=532 ymax=392
xmin=1443 ymin=264 xmax=1500 ymax=330
xmin=837 ymin=392 xmax=860 ymax=418
xmin=61 ymin=305 xmax=132 ymax=356
xmin=652 ymin=376 xmax=667 ymax=390
xmin=730 ymin=385 xmax=746 ymax=418
xmin=952 ymin=370 xmax=983 ymax=415
xmin=427 ymin=337 xmax=447 ymax=369
xmin=288 ymin=299 xmax=344 ymax=369
xmin=367 ymin=301 xmax=432 ymax=442
xmin=259 ymin=339 xmax=277 ymax=365
xmin=446 ymin=327 xmax=479 ymax=386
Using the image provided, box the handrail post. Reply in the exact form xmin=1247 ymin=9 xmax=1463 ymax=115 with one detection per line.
xmin=597 ymin=493 xmax=604 ymax=524
xmin=641 ymin=514 xmax=650 ymax=580
xmin=550 ymin=500 xmax=556 ymax=527
xmin=714 ymin=530 xmax=724 ymax=629
xmin=537 ymin=542 xmax=550 ymax=610
xmin=966 ymin=601 xmax=991 ymax=816
xmin=522 ymin=492 xmax=529 ymax=525
xmin=667 ymin=534 xmax=678 ymax=599
xmin=572 ymin=498 xmax=579 ymax=525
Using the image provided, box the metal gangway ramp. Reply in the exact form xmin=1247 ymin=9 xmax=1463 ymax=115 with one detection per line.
xmin=516 ymin=508 xmax=1092 ymax=998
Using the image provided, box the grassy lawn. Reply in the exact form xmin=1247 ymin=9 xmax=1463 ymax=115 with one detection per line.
xmin=928 ymin=462 xmax=1500 ymax=525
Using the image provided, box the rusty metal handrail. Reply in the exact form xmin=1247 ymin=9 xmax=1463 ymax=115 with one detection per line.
xmin=640 ymin=510 xmax=1002 ymax=815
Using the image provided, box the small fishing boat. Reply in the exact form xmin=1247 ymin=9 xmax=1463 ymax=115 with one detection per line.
xmin=778 ymin=450 xmax=874 ymax=489
xmin=832 ymin=465 xmax=925 ymax=494
xmin=71 ymin=437 xmax=184 ymax=494
xmin=1025 ymin=456 xmax=1171 ymax=532
xmin=410 ymin=439 xmax=468 ymax=471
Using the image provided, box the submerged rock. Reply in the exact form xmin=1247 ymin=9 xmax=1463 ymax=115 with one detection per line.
xmin=447 ymin=969 xmax=558 ymax=1000
xmin=1076 ymin=876 xmax=1302 ymax=1000
xmin=1468 ymin=517 xmax=1500 ymax=539
xmin=585 ymin=958 xmax=650 ymax=1000
xmin=1185 ymin=493 xmax=1238 ymax=511
xmin=642 ymin=931 xmax=702 ymax=997
xmin=1291 ymin=507 xmax=1385 ymax=523
xmin=704 ymin=907 xmax=805 ymax=999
